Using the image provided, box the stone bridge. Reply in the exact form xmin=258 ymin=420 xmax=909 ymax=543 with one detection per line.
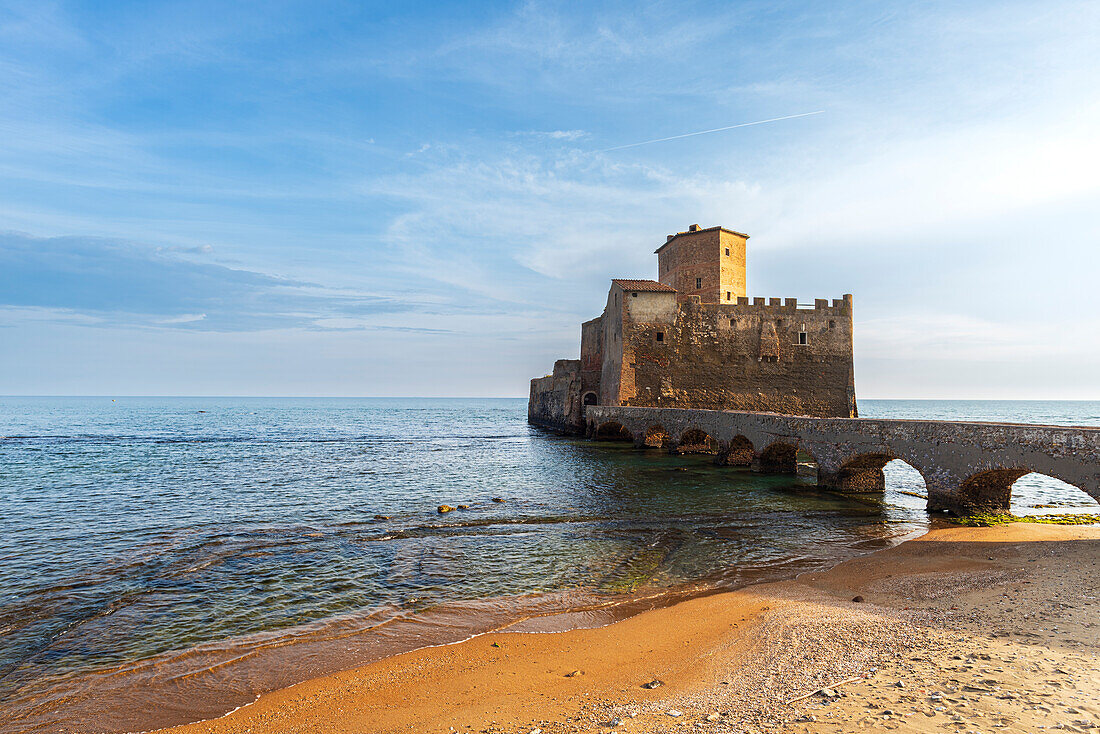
xmin=584 ymin=406 xmax=1100 ymax=515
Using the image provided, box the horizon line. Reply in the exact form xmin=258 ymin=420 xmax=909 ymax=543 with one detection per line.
xmin=1 ymin=395 xmax=1098 ymax=401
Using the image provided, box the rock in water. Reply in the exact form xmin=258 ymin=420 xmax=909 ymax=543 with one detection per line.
xmin=492 ymin=497 xmax=505 ymax=503
xmin=438 ymin=505 xmax=456 ymax=513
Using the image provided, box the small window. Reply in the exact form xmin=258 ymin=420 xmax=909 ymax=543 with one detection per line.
xmin=695 ymin=277 xmax=702 ymax=289
xmin=726 ymin=291 xmax=731 ymax=300
xmin=725 ymin=248 xmax=730 ymax=256
xmin=799 ymin=332 xmax=808 ymax=345
xmin=631 ymin=292 xmax=638 ymax=297
xmin=656 ymin=332 xmax=664 ymax=342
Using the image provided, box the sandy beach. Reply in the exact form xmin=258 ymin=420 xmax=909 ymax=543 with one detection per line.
xmin=156 ymin=522 xmax=1100 ymax=734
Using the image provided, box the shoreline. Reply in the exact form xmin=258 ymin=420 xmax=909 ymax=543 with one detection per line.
xmin=154 ymin=522 xmax=1100 ymax=734
xmin=5 ymin=510 xmax=929 ymax=734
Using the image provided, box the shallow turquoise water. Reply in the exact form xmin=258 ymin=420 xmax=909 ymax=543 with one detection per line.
xmin=1 ymin=397 xmax=1096 ymax=731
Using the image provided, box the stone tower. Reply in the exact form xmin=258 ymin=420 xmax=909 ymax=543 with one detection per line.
xmin=655 ymin=224 xmax=748 ymax=304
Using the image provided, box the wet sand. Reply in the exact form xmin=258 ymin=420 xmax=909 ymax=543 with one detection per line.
xmin=159 ymin=523 xmax=1100 ymax=734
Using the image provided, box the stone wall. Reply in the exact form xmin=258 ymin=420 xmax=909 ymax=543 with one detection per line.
xmin=579 ymin=316 xmax=603 ymax=405
xmin=613 ymin=289 xmax=857 ymax=418
xmin=528 ymin=359 xmax=583 ymax=433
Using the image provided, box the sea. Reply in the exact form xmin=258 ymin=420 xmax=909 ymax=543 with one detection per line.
xmin=1 ymin=397 xmax=1097 ymax=732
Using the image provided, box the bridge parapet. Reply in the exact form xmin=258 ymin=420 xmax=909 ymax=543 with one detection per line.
xmin=584 ymin=406 xmax=1100 ymax=515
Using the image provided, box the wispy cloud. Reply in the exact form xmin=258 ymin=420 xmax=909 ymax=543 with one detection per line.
xmin=0 ymin=232 xmax=411 ymax=332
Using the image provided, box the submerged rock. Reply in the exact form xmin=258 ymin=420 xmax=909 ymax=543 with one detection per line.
xmin=438 ymin=505 xmax=456 ymax=513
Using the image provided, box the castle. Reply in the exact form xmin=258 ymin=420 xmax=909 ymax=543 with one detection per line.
xmin=528 ymin=225 xmax=857 ymax=433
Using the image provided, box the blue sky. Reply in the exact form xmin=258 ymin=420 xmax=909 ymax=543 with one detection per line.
xmin=1 ymin=0 xmax=1098 ymax=397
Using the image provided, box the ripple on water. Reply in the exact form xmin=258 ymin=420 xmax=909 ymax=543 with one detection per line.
xmin=1 ymin=397 xmax=1097 ymax=732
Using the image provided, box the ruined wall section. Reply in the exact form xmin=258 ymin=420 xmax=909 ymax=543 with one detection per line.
xmin=528 ymin=359 xmax=584 ymax=432
xmin=599 ymin=288 xmax=624 ymax=406
xmin=579 ymin=316 xmax=603 ymax=405
xmin=618 ymin=295 xmax=857 ymax=418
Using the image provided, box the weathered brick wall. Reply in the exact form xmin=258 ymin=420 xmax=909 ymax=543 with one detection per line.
xmin=617 ymin=294 xmax=857 ymax=418
xmin=599 ymin=288 xmax=625 ymax=406
xmin=656 ymin=227 xmax=747 ymax=304
xmin=579 ymin=316 xmax=603 ymax=403
xmin=528 ymin=359 xmax=583 ymax=432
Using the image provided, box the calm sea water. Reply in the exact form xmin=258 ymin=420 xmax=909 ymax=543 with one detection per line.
xmin=1 ymin=397 xmax=1097 ymax=732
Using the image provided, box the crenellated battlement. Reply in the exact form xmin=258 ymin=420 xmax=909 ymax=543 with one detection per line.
xmin=717 ymin=294 xmax=853 ymax=314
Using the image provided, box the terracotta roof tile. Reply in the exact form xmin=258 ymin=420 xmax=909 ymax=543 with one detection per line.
xmin=611 ymin=279 xmax=676 ymax=293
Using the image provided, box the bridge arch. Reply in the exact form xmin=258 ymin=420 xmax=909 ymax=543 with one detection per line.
xmin=643 ymin=424 xmax=671 ymax=449
xmin=956 ymin=467 xmax=1099 ymax=515
xmin=720 ymin=434 xmax=755 ymax=467
xmin=1009 ymin=472 xmax=1100 ymax=515
xmin=676 ymin=428 xmax=719 ymax=455
xmin=595 ymin=421 xmax=633 ymax=442
xmin=955 ymin=468 xmax=1032 ymax=513
xmin=759 ymin=441 xmax=798 ymax=474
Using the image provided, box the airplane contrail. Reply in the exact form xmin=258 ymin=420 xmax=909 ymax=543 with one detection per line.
xmin=600 ymin=110 xmax=824 ymax=152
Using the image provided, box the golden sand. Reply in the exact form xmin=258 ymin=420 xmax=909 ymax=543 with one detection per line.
xmin=159 ymin=524 xmax=1100 ymax=734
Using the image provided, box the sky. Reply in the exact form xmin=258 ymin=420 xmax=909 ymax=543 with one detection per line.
xmin=1 ymin=0 xmax=1098 ymax=398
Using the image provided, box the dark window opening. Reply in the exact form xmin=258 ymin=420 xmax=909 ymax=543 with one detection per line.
xmin=656 ymin=332 xmax=664 ymax=342
xmin=726 ymin=291 xmax=731 ymax=300
xmin=631 ymin=292 xmax=638 ymax=297
xmin=695 ymin=277 xmax=702 ymax=289
xmin=799 ymin=332 xmax=808 ymax=345
xmin=725 ymin=248 xmax=730 ymax=256
xmin=583 ymin=392 xmax=598 ymax=406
